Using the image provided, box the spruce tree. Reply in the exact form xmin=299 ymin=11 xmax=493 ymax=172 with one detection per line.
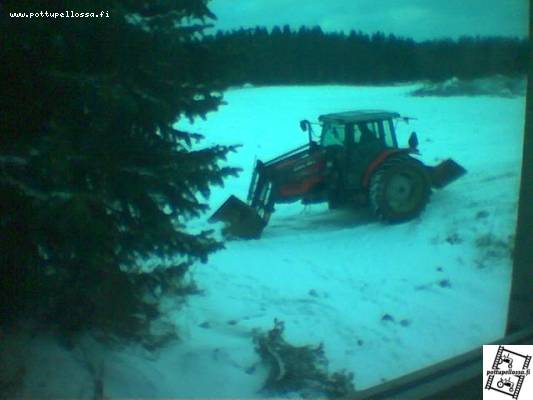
xmin=0 ymin=0 xmax=238 ymax=346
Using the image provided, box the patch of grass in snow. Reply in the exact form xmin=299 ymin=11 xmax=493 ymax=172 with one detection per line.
xmin=474 ymin=233 xmax=515 ymax=269
xmin=252 ymin=319 xmax=356 ymax=398
xmin=445 ymin=233 xmax=463 ymax=245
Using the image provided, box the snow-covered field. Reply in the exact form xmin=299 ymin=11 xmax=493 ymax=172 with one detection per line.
xmin=16 ymin=84 xmax=524 ymax=397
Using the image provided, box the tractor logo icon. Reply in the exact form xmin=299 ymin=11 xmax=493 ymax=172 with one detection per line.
xmin=497 ymin=353 xmax=514 ymax=370
xmin=497 ymin=377 xmax=515 ymax=392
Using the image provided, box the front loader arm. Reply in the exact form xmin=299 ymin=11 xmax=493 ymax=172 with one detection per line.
xmin=247 ymin=160 xmax=275 ymax=222
xmin=209 ymin=144 xmax=325 ymax=239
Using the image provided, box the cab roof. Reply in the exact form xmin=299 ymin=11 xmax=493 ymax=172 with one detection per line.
xmin=319 ymin=110 xmax=400 ymax=123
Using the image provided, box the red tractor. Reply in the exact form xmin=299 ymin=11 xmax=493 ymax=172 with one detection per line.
xmin=211 ymin=110 xmax=466 ymax=238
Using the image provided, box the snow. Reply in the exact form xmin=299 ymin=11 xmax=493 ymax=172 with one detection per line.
xmin=14 ymin=83 xmax=524 ymax=397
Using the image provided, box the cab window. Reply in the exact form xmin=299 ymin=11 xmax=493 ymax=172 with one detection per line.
xmin=355 ymin=121 xmax=379 ymax=144
xmin=381 ymin=119 xmax=397 ymax=147
xmin=321 ymin=123 xmax=345 ymax=146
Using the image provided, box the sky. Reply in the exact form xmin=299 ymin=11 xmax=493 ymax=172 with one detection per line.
xmin=209 ymin=0 xmax=529 ymax=41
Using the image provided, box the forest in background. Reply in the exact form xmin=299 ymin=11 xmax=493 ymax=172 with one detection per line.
xmin=206 ymin=26 xmax=528 ymax=85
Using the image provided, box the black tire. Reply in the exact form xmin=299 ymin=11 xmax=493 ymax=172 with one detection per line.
xmin=369 ymin=156 xmax=431 ymax=222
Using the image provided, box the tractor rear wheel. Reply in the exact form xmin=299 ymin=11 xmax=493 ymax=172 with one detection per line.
xmin=369 ymin=156 xmax=431 ymax=222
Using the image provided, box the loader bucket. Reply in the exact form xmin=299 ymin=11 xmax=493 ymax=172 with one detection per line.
xmin=428 ymin=158 xmax=467 ymax=189
xmin=209 ymin=195 xmax=267 ymax=239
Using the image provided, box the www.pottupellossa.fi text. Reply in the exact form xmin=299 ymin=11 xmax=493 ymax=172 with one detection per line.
xmin=9 ymin=11 xmax=110 ymax=19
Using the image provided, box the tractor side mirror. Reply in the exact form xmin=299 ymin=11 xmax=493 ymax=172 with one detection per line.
xmin=408 ymin=132 xmax=419 ymax=149
xmin=299 ymin=119 xmax=315 ymax=146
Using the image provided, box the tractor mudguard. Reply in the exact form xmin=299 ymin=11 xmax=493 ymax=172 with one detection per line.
xmin=362 ymin=149 xmax=411 ymax=187
xmin=427 ymin=159 xmax=467 ymax=188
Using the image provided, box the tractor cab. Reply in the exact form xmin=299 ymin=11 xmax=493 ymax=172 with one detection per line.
xmin=318 ymin=110 xmax=402 ymax=149
xmin=315 ymin=110 xmax=422 ymax=155
xmin=311 ymin=111 xmax=419 ymax=195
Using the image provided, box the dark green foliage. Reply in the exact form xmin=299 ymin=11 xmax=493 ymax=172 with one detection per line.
xmin=206 ymin=26 xmax=528 ymax=85
xmin=0 ymin=1 xmax=238 ymax=345
xmin=253 ymin=319 xmax=356 ymax=398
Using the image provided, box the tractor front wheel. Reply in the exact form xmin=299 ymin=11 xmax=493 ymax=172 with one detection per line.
xmin=369 ymin=156 xmax=431 ymax=222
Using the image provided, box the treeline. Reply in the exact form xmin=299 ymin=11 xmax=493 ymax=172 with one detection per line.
xmin=205 ymin=26 xmax=528 ymax=85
